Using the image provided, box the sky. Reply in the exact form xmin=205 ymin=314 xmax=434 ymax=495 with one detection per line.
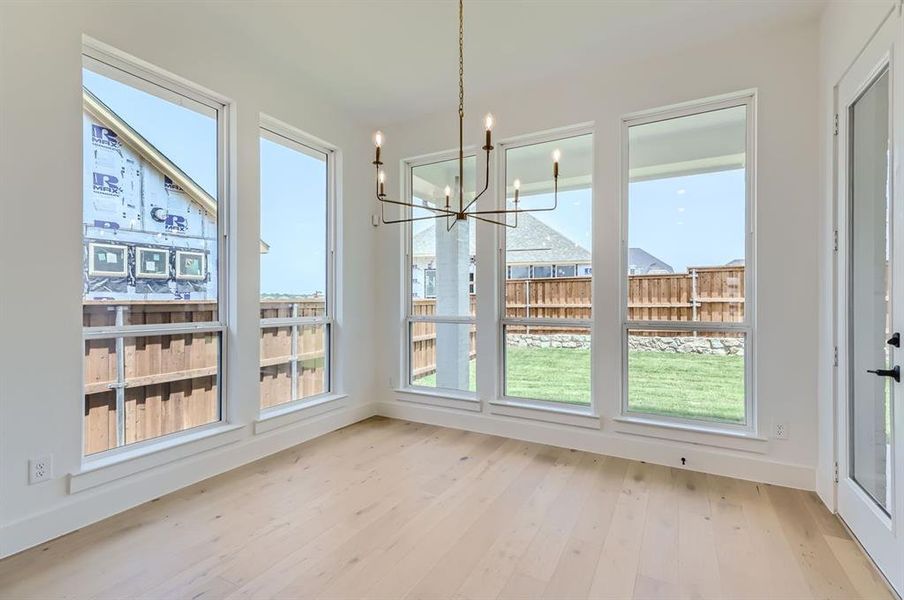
xmin=629 ymin=169 xmax=746 ymax=273
xmin=259 ymin=138 xmax=327 ymax=296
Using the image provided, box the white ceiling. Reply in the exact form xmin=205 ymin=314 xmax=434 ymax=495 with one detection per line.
xmin=208 ymin=0 xmax=825 ymax=125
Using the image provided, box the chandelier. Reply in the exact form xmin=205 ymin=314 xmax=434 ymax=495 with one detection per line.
xmin=371 ymin=0 xmax=560 ymax=230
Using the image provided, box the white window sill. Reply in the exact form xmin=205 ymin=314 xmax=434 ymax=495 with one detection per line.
xmin=489 ymin=398 xmax=600 ymax=429
xmin=395 ymin=387 xmax=482 ymax=412
xmin=70 ymin=423 xmax=245 ymax=494
xmin=254 ymin=393 xmax=348 ymax=434
xmin=612 ymin=415 xmax=768 ymax=453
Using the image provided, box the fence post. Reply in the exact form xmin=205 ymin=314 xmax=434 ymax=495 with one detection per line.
xmin=690 ymin=268 xmax=698 ymax=333
xmin=525 ymin=279 xmax=530 ymax=319
xmin=290 ymin=303 xmax=299 ymax=402
xmin=114 ymin=305 xmax=125 ymax=447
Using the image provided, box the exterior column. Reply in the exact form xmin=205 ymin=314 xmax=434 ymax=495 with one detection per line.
xmin=435 ymin=218 xmax=470 ymax=390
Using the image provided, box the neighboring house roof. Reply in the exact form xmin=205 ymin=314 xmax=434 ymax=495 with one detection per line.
xmin=725 ymin=258 xmax=745 ymax=267
xmin=412 ymin=213 xmax=591 ymax=264
xmin=83 ymin=88 xmax=270 ymax=254
xmin=627 ymin=247 xmax=673 ymax=274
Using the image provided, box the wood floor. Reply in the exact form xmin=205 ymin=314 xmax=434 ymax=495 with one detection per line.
xmin=0 ymin=417 xmax=893 ymax=600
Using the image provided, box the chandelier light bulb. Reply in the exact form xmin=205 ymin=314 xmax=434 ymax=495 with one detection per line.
xmin=513 ymin=179 xmax=521 ymax=191
xmin=552 ymin=149 xmax=561 ymax=163
xmin=373 ymin=131 xmax=384 ymax=147
xmin=379 ymin=171 xmax=385 ymax=184
xmin=444 ymin=185 xmax=452 ymax=197
xmin=484 ymin=113 xmax=494 ymax=131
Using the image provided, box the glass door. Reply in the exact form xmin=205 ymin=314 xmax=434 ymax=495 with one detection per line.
xmin=849 ymin=65 xmax=892 ymax=518
xmin=836 ymin=12 xmax=904 ymax=596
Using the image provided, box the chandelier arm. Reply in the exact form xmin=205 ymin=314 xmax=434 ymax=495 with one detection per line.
xmin=380 ymin=208 xmax=457 ymax=225
xmin=377 ymin=195 xmax=457 ymax=215
xmin=471 ymin=204 xmax=554 ymax=215
xmin=462 ymin=146 xmax=491 ymax=214
xmin=469 ymin=213 xmax=516 ymax=229
xmin=471 ymin=176 xmax=559 ymax=215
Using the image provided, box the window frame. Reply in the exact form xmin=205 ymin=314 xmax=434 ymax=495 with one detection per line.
xmin=496 ymin=125 xmax=595 ymax=413
xmin=134 ymin=247 xmax=170 ymax=280
xmin=402 ymin=148 xmax=479 ymax=397
xmin=80 ymin=43 xmax=231 ymax=460
xmin=258 ymin=115 xmax=337 ymax=413
xmin=424 ymin=268 xmax=437 ymax=298
xmin=87 ymin=242 xmax=128 ymax=277
xmin=619 ymin=90 xmax=757 ymax=433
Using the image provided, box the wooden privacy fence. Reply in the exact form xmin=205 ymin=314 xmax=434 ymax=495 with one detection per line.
xmin=259 ymin=300 xmax=327 ymax=410
xmin=410 ymin=266 xmax=745 ymax=378
xmin=626 ymin=266 xmax=745 ymax=323
xmin=83 ymin=299 xmax=326 ymax=455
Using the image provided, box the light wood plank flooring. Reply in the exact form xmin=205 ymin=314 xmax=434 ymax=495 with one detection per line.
xmin=0 ymin=417 xmax=893 ymax=599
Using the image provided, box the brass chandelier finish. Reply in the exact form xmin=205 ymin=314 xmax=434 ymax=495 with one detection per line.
xmin=372 ymin=0 xmax=560 ymax=230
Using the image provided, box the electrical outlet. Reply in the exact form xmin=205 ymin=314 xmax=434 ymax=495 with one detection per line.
xmin=774 ymin=422 xmax=789 ymax=440
xmin=29 ymin=454 xmax=53 ymax=484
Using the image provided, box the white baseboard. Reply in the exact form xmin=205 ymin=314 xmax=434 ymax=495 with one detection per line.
xmin=0 ymin=402 xmax=377 ymax=559
xmin=375 ymin=400 xmax=815 ymax=491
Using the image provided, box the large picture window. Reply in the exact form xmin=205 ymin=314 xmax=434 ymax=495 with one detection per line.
xmin=407 ymin=156 xmax=477 ymax=393
xmin=501 ymin=132 xmax=593 ymax=407
xmin=259 ymin=122 xmax=333 ymax=409
xmin=624 ymin=96 xmax=753 ymax=426
xmin=81 ymin=52 xmax=226 ymax=455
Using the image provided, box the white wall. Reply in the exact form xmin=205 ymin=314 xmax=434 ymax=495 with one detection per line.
xmin=815 ymin=0 xmax=898 ymax=509
xmin=376 ymin=18 xmax=823 ymax=488
xmin=0 ymin=2 xmax=378 ymax=557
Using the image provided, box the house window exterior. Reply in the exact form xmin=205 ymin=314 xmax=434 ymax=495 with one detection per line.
xmin=531 ymin=265 xmax=553 ymax=279
xmin=425 ymin=268 xmax=437 ymax=298
xmin=554 ymin=264 xmax=577 ymax=278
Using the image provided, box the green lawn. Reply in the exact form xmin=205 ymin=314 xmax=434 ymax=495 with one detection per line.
xmin=414 ymin=347 xmax=745 ymax=423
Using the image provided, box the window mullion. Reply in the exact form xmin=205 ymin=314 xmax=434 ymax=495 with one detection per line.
xmin=83 ymin=322 xmax=225 ymax=340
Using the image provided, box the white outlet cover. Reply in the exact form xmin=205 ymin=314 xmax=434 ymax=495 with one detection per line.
xmin=774 ymin=422 xmax=789 ymax=440
xmin=29 ymin=454 xmax=53 ymax=484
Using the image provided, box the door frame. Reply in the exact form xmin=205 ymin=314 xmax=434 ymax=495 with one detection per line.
xmin=834 ymin=8 xmax=904 ymax=594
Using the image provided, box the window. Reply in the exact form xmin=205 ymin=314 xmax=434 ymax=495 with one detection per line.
xmin=502 ymin=132 xmax=593 ymax=406
xmin=259 ymin=122 xmax=333 ymax=410
xmin=135 ymin=247 xmax=169 ymax=279
xmin=624 ymin=96 xmax=753 ymax=427
xmin=508 ymin=265 xmax=530 ymax=280
xmin=81 ymin=52 xmax=226 ymax=455
xmin=424 ymin=268 xmax=437 ymax=298
xmin=407 ymin=156 xmax=477 ymax=393
xmin=531 ymin=265 xmax=553 ymax=279
xmin=555 ymin=264 xmax=577 ymax=278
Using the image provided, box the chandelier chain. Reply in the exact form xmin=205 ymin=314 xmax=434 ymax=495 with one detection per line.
xmin=458 ymin=0 xmax=464 ymax=119
xmin=371 ymin=0 xmax=560 ymax=229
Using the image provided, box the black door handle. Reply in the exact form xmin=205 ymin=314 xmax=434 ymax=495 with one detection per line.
xmin=867 ymin=365 xmax=900 ymax=382
xmin=889 ymin=333 xmax=900 ymax=347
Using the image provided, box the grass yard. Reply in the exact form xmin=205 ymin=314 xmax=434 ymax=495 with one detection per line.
xmin=414 ymin=346 xmax=745 ymax=423
xmin=628 ymin=350 xmax=745 ymax=423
